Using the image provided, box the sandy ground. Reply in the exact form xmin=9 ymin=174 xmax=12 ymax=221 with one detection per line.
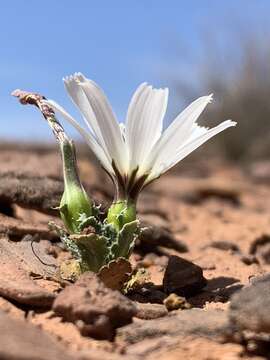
xmin=0 ymin=143 xmax=270 ymax=360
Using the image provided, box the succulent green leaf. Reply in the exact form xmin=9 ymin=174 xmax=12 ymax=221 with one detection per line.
xmin=110 ymin=220 xmax=140 ymax=259
xmin=69 ymin=233 xmax=109 ymax=272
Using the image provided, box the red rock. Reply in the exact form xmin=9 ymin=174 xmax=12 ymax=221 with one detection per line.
xmin=53 ymin=272 xmax=137 ymax=340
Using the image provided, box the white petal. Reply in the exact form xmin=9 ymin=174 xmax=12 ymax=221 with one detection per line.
xmin=125 ymin=83 xmax=168 ymax=174
xmin=149 ymin=120 xmax=237 ymax=180
xmin=77 ymin=74 xmax=128 ymax=174
xmin=63 ymin=73 xmax=106 ymax=144
xmin=46 ymin=99 xmax=114 ymax=174
xmin=145 ymin=94 xmax=213 ymax=172
xmin=119 ymin=122 xmax=126 ymax=141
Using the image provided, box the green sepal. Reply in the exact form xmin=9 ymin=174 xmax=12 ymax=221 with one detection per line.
xmin=59 ymin=140 xmax=93 ymax=234
xmin=107 ymin=200 xmax=136 ymax=232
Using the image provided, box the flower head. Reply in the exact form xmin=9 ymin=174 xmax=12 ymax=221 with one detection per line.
xmin=47 ymin=73 xmax=236 ymax=201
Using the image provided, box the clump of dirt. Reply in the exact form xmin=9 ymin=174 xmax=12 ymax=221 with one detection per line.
xmin=229 ymin=276 xmax=270 ymax=357
xmin=0 ymin=143 xmax=270 ymax=360
xmin=53 ymin=272 xmax=137 ymax=340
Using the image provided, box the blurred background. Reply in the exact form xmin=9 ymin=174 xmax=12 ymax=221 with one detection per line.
xmin=0 ymin=0 xmax=270 ymax=163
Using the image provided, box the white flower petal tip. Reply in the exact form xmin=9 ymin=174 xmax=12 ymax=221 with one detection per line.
xmin=222 ymin=119 xmax=237 ymax=127
xmin=199 ymin=93 xmax=213 ymax=107
xmin=208 ymin=93 xmax=214 ymax=103
xmin=63 ymin=72 xmax=86 ymax=85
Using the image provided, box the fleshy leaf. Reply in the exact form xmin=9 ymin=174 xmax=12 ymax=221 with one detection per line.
xmin=110 ymin=220 xmax=140 ymax=259
xmin=69 ymin=233 xmax=109 ymax=272
xmin=48 ymin=221 xmax=82 ymax=260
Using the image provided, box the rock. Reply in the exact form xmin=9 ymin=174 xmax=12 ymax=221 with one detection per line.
xmin=0 ymin=236 xmax=57 ymax=277
xmin=139 ymin=224 xmax=188 ymax=253
xmin=128 ymin=283 xmax=167 ymax=304
xmin=125 ymin=336 xmax=245 ymax=359
xmin=135 ymin=302 xmax=168 ymax=319
xmin=0 ymin=310 xmax=75 ymax=360
xmin=240 ymin=254 xmax=259 ymax=265
xmin=0 ymin=297 xmax=25 ymax=319
xmin=230 ymin=277 xmax=270 ymax=334
xmin=0 ymin=213 xmax=57 ymax=241
xmin=208 ymin=241 xmax=240 ymax=253
xmin=250 ymin=273 xmax=270 ymax=285
xmin=163 ymin=293 xmax=191 ymax=311
xmin=139 ymin=213 xmax=170 ymax=229
xmin=259 ymin=243 xmax=270 ymax=264
xmin=229 ymin=278 xmax=270 ymax=357
xmin=0 ymin=170 xmax=63 ymax=214
xmin=78 ymin=349 xmax=137 ymax=360
xmin=249 ymin=234 xmax=270 ymax=264
xmin=163 ymin=256 xmax=207 ymax=297
xmin=193 ymin=179 xmax=241 ymax=206
xmin=117 ymin=308 xmax=230 ymax=345
xmin=28 ymin=311 xmax=138 ymax=360
xmin=0 ymin=271 xmax=56 ymax=307
xmin=0 ymin=236 xmax=59 ymax=306
xmin=249 ymin=235 xmax=270 ymax=255
xmin=53 ymin=272 xmax=137 ymax=340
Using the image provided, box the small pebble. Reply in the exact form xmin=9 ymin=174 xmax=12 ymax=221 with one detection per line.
xmin=163 ymin=293 xmax=191 ymax=311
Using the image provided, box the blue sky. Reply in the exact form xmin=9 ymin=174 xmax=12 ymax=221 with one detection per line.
xmin=0 ymin=0 xmax=269 ymax=140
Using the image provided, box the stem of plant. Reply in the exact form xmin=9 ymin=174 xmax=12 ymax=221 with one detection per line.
xmin=11 ymin=89 xmax=93 ymax=234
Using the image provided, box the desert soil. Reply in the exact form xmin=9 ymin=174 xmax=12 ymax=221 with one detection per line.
xmin=0 ymin=143 xmax=270 ymax=360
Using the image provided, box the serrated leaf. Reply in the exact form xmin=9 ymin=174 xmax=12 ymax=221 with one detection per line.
xmin=110 ymin=220 xmax=140 ymax=259
xmin=49 ymin=221 xmax=81 ymax=259
xmin=70 ymin=233 xmax=109 ymax=272
xmin=77 ymin=214 xmax=99 ymax=232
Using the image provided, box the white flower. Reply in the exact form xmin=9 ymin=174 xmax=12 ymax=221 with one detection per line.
xmin=47 ymin=73 xmax=236 ymax=199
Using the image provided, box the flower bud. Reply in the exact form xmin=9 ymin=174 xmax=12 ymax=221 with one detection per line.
xmin=59 ymin=140 xmax=92 ymax=233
